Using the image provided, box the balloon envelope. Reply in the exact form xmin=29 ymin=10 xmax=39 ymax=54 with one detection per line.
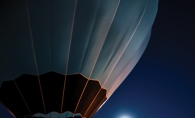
xmin=0 ymin=0 xmax=158 ymax=117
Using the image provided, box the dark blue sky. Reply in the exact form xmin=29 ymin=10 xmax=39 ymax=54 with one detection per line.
xmin=1 ymin=0 xmax=195 ymax=118
xmin=94 ymin=0 xmax=195 ymax=118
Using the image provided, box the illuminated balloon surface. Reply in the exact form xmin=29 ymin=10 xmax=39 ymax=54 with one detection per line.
xmin=0 ymin=0 xmax=158 ymax=117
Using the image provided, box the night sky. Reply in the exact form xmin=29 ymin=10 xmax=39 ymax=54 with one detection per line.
xmin=94 ymin=0 xmax=195 ymax=118
xmin=1 ymin=0 xmax=195 ymax=118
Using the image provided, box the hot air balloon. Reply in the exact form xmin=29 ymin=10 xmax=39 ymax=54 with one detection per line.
xmin=0 ymin=0 xmax=158 ymax=118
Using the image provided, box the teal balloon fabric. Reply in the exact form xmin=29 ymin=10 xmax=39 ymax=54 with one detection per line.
xmin=0 ymin=0 xmax=158 ymax=98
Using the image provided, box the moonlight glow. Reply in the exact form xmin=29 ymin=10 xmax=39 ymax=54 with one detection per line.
xmin=120 ymin=115 xmax=131 ymax=118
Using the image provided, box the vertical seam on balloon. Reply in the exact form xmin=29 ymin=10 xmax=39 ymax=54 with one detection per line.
xmin=102 ymin=0 xmax=149 ymax=87
xmin=74 ymin=0 xmax=120 ymax=115
xmin=1 ymin=91 xmax=21 ymax=118
xmin=26 ymin=0 xmax=46 ymax=114
xmin=98 ymin=18 xmax=134 ymax=81
xmin=83 ymin=88 xmax=101 ymax=117
xmin=97 ymin=98 xmax=107 ymax=111
xmin=99 ymin=20 xmax=137 ymax=95
xmin=98 ymin=34 xmax=126 ymax=81
xmin=60 ymin=0 xmax=78 ymax=113
xmin=13 ymin=80 xmax=32 ymax=117
xmin=88 ymin=0 xmax=120 ymax=79
xmin=73 ymin=80 xmax=88 ymax=114
xmin=107 ymin=52 xmax=138 ymax=98
xmin=79 ymin=0 xmax=101 ymax=73
xmin=89 ymin=97 xmax=106 ymax=118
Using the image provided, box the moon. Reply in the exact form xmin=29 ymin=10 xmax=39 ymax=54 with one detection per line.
xmin=120 ymin=115 xmax=131 ymax=118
